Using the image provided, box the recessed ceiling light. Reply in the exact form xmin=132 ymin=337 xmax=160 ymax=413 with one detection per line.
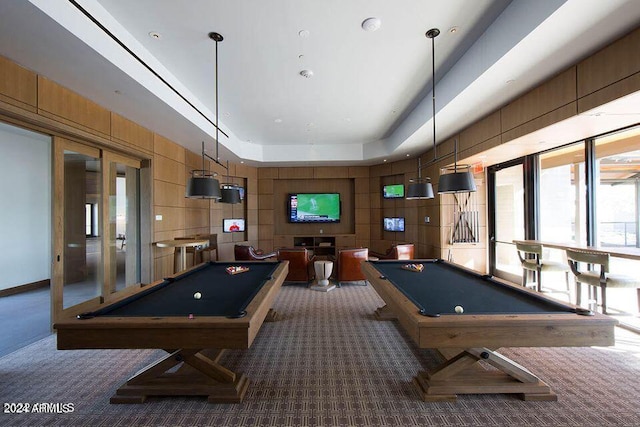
xmin=506 ymin=79 xmax=515 ymax=85
xmin=406 ymin=154 xmax=410 ymax=157
xmin=449 ymin=26 xmax=459 ymax=34
xmin=148 ymin=31 xmax=161 ymax=40
xmin=240 ymin=161 xmax=244 ymax=164
xmin=298 ymin=54 xmax=304 ymax=59
xmin=298 ymin=30 xmax=310 ymax=38
xmin=299 ymin=69 xmax=314 ymax=78
xmin=383 ymin=159 xmax=387 ymax=162
xmin=362 ymin=17 xmax=381 ymax=32
xmin=274 ymin=118 xmax=283 ymax=123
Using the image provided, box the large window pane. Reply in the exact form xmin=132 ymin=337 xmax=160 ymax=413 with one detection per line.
xmin=493 ymin=164 xmax=524 ymax=281
xmin=594 ymin=127 xmax=640 ymax=315
xmin=539 ymin=143 xmax=587 ymax=246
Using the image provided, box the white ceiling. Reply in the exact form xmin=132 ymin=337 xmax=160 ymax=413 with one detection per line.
xmin=0 ymin=0 xmax=639 ymax=166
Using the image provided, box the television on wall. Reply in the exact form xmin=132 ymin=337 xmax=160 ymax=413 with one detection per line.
xmin=383 ymin=184 xmax=404 ymax=199
xmin=223 ymin=218 xmax=245 ymax=233
xmin=288 ymin=193 xmax=340 ymax=223
xmin=383 ymin=217 xmax=405 ymax=232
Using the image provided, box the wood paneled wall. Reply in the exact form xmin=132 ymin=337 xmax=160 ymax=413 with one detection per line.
xmin=257 ymin=167 xmax=369 ymax=252
xmin=0 ymin=54 xmax=256 ymax=283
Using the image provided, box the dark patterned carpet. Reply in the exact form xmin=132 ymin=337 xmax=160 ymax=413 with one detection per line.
xmin=1 ymin=284 xmax=639 ymax=426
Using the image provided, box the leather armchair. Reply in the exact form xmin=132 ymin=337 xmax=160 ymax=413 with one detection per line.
xmin=370 ymin=243 xmax=414 ymax=260
xmin=277 ymin=248 xmax=315 ymax=284
xmin=336 ymin=248 xmax=369 ymax=287
xmin=234 ymin=245 xmax=276 ymax=261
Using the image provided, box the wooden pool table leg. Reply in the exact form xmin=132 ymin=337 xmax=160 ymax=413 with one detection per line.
xmin=374 ymin=304 xmax=398 ymax=320
xmin=110 ymin=348 xmax=249 ymax=404
xmin=413 ymin=347 xmax=557 ymax=402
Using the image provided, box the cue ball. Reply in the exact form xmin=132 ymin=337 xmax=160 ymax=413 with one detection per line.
xmin=193 ymin=292 xmax=202 ymax=300
xmin=454 ymin=305 xmax=464 ymax=314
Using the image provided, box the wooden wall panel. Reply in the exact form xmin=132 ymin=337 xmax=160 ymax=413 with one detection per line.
xmin=257 ymin=167 xmax=279 ymax=179
xmin=578 ymin=72 xmax=640 ymax=114
xmin=0 ymin=56 xmax=37 ymax=111
xmin=348 ymin=166 xmax=369 ymax=178
xmin=314 ymin=166 xmax=349 ymax=179
xmin=153 ymin=206 xmax=185 ymax=233
xmin=459 ymin=111 xmax=501 ymax=151
xmin=577 ymin=27 xmax=640 ymax=98
xmin=501 ymin=68 xmax=576 ymax=132
xmin=37 ymin=76 xmax=110 ymax=137
xmin=153 ymin=154 xmax=184 ymax=184
xmin=502 ymin=103 xmax=577 ymax=144
xmin=258 ymin=179 xmax=274 ymax=195
xmin=354 ymin=177 xmax=369 ymax=194
xmin=154 ymin=134 xmax=185 ymax=163
xmin=111 ymin=113 xmax=153 ymax=153
xmin=153 ymin=180 xmax=185 ymax=208
xmin=278 ymin=167 xmax=313 ymax=179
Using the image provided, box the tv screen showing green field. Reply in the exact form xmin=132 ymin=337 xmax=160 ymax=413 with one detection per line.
xmin=383 ymin=184 xmax=404 ymax=198
xmin=289 ymin=193 xmax=340 ymax=223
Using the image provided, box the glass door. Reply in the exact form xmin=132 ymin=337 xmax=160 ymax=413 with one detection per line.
xmin=103 ymin=152 xmax=141 ymax=295
xmin=489 ymin=160 xmax=525 ymax=283
xmin=52 ymin=138 xmax=103 ymax=316
xmin=52 ymin=138 xmax=144 ymax=321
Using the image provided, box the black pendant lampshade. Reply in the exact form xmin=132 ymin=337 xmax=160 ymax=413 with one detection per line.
xmin=220 ymin=185 xmax=241 ymax=204
xmin=186 ymin=170 xmax=222 ymax=199
xmin=406 ymin=180 xmax=434 ymax=200
xmin=437 ymin=168 xmax=477 ymax=194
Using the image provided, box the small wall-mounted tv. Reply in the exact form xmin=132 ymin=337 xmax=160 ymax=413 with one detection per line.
xmin=223 ymin=218 xmax=245 ymax=233
xmin=288 ymin=193 xmax=340 ymax=223
xmin=383 ymin=184 xmax=405 ymax=199
xmin=383 ymin=217 xmax=405 ymax=232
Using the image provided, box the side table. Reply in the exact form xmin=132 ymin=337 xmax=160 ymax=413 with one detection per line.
xmin=311 ymin=260 xmax=336 ymax=292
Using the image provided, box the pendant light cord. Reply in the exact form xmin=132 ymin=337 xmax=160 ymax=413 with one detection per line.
xmin=430 ymin=30 xmax=437 ymax=162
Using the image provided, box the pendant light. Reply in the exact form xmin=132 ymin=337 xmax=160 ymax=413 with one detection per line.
xmin=186 ymin=32 xmax=242 ymax=202
xmin=406 ymin=28 xmax=476 ymax=199
xmin=406 ymin=158 xmax=434 ymax=199
xmin=220 ymin=161 xmax=241 ymax=204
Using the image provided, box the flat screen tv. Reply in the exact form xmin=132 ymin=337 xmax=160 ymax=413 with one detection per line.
xmin=383 ymin=184 xmax=405 ymax=199
xmin=288 ymin=193 xmax=340 ymax=223
xmin=383 ymin=217 xmax=405 ymax=232
xmin=223 ymin=218 xmax=245 ymax=233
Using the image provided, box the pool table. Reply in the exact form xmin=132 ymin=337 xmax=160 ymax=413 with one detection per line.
xmin=54 ymin=260 xmax=288 ymax=404
xmin=361 ymin=259 xmax=617 ymax=402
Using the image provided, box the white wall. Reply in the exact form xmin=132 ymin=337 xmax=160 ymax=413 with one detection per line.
xmin=0 ymin=122 xmax=51 ymax=290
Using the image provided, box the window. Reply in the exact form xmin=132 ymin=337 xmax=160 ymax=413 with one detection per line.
xmin=539 ymin=142 xmax=587 ymax=246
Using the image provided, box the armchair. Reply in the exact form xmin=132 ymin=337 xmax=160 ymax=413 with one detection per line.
xmin=234 ymin=245 xmax=276 ymax=261
xmin=336 ymin=248 xmax=369 ymax=287
xmin=277 ymin=248 xmax=315 ymax=284
xmin=370 ymin=243 xmax=414 ymax=260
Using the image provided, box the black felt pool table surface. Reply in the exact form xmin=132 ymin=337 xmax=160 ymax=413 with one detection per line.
xmin=370 ymin=260 xmax=573 ymax=316
xmin=84 ymin=262 xmax=280 ymax=318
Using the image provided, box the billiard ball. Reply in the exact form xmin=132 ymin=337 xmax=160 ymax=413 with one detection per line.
xmin=454 ymin=305 xmax=464 ymax=314
xmin=194 ymin=292 xmax=202 ymax=300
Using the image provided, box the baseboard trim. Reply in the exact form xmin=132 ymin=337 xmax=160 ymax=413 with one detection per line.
xmin=0 ymin=279 xmax=50 ymax=297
